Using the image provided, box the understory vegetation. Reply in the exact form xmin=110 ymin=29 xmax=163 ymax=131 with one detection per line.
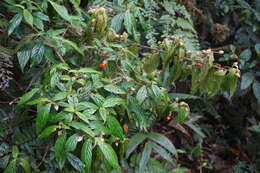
xmin=0 ymin=0 xmax=259 ymax=172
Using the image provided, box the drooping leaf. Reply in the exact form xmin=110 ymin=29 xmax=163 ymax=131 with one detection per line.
xmin=8 ymin=13 xmax=23 ymax=35
xmin=139 ymin=141 xmax=153 ymax=171
xmin=36 ymin=103 xmax=51 ymax=134
xmin=111 ymin=13 xmax=125 ymax=32
xmin=99 ymin=107 xmax=107 ymax=122
xmin=17 ymin=49 xmax=31 ymax=71
xmin=65 ymin=134 xmax=80 ymax=152
xmin=124 ymin=10 xmax=134 ymax=34
xmin=136 ymin=86 xmax=147 ymax=104
xmin=107 ymin=116 xmax=124 ymax=138
xmin=126 ymin=133 xmax=147 ymax=158
xmin=67 ymin=153 xmax=84 ymax=172
xmin=17 ymin=88 xmax=39 ymax=106
xmin=38 ymin=125 xmax=59 ymax=139
xmin=49 ymin=1 xmax=71 ymax=22
xmin=147 ymin=133 xmax=177 ymax=156
xmin=75 ymin=112 xmax=90 ymax=124
xmin=23 ymin=9 xmax=33 ymax=26
xmin=150 ymin=142 xmax=174 ymax=164
xmin=54 ymin=132 xmax=67 ymax=166
xmin=97 ymin=141 xmax=121 ymax=171
xmin=81 ymin=139 xmax=92 ymax=172
xmin=31 ymin=43 xmax=45 ymax=65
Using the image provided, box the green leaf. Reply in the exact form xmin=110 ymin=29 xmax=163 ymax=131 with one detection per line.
xmin=99 ymin=107 xmax=107 ymax=122
xmin=147 ymin=133 xmax=177 ymax=156
xmin=253 ymin=82 xmax=260 ymax=102
xmin=49 ymin=1 xmax=71 ymax=22
xmin=8 ymin=13 xmax=23 ymax=35
xmin=23 ymin=9 xmax=33 ymax=26
xmin=104 ymin=85 xmax=126 ymax=94
xmin=81 ymin=139 xmax=92 ymax=172
xmin=54 ymin=133 xmax=67 ymax=165
xmin=107 ymin=116 xmax=124 ymax=138
xmin=38 ymin=125 xmax=59 ymax=139
xmin=53 ymin=92 xmax=68 ymax=101
xmin=12 ymin=146 xmax=19 ymax=159
xmin=169 ymin=93 xmax=200 ymax=100
xmin=240 ymin=49 xmax=252 ymax=61
xmin=139 ymin=141 xmax=153 ymax=171
xmin=34 ymin=12 xmax=49 ymax=21
xmin=124 ymin=10 xmax=134 ymax=34
xmin=151 ymin=85 xmax=163 ymax=99
xmin=65 ymin=134 xmax=80 ymax=152
xmin=31 ymin=43 xmax=45 ymax=65
xmin=143 ymin=53 xmax=160 ymax=73
xmin=241 ymin=72 xmax=254 ymax=90
xmin=17 ymin=88 xmax=39 ymax=106
xmin=97 ymin=141 xmax=121 ymax=171
xmin=17 ymin=49 xmax=31 ymax=71
xmin=67 ymin=153 xmax=84 ymax=171
xmin=3 ymin=159 xmax=16 ymax=173
xmin=70 ymin=121 xmax=95 ymax=137
xmin=103 ymin=98 xmax=125 ymax=108
xmin=75 ymin=112 xmax=90 ymax=124
xmin=36 ymin=103 xmax=51 ymax=134
xmin=255 ymin=43 xmax=260 ymax=56
xmin=33 ymin=16 xmax=44 ymax=30
xmin=19 ymin=156 xmax=31 ymax=173
xmin=27 ymin=98 xmax=50 ymax=105
xmin=111 ymin=13 xmax=125 ymax=32
xmin=78 ymin=68 xmax=101 ymax=74
xmin=185 ymin=122 xmax=205 ymax=138
xmin=136 ymin=86 xmax=147 ymax=104
xmin=150 ymin=142 xmax=174 ymax=164
xmin=126 ymin=133 xmax=147 ymax=158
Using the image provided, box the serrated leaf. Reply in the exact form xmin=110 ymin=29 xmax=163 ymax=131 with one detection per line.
xmin=124 ymin=10 xmax=133 ymax=34
xmin=54 ymin=133 xmax=67 ymax=165
xmin=31 ymin=43 xmax=45 ymax=65
xmin=17 ymin=88 xmax=39 ymax=106
xmin=70 ymin=121 xmax=95 ymax=137
xmin=49 ymin=1 xmax=71 ymax=22
xmin=3 ymin=159 xmax=16 ymax=173
xmin=67 ymin=153 xmax=84 ymax=172
xmin=19 ymin=156 xmax=31 ymax=173
xmin=147 ymin=133 xmax=177 ymax=156
xmin=139 ymin=141 xmax=153 ymax=171
xmin=126 ymin=133 xmax=147 ymax=158
xmin=107 ymin=116 xmax=124 ymax=138
xmin=143 ymin=53 xmax=160 ymax=73
xmin=17 ymin=49 xmax=31 ymax=71
xmin=38 ymin=125 xmax=59 ymax=139
xmin=99 ymin=107 xmax=107 ymax=122
xmin=136 ymin=86 xmax=147 ymax=104
xmin=36 ymin=103 xmax=51 ymax=133
xmin=241 ymin=72 xmax=254 ymax=90
xmin=65 ymin=134 xmax=80 ymax=152
xmin=8 ymin=13 xmax=23 ymax=35
xmin=104 ymin=85 xmax=126 ymax=94
xmin=81 ymin=139 xmax=92 ymax=172
xmin=23 ymin=9 xmax=33 ymax=26
xmin=103 ymin=98 xmax=125 ymax=108
xmin=97 ymin=141 xmax=121 ymax=171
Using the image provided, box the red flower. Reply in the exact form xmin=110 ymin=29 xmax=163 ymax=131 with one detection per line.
xmin=195 ymin=61 xmax=203 ymax=67
xmin=123 ymin=124 xmax=129 ymax=133
xmin=166 ymin=114 xmax=172 ymax=120
xmin=99 ymin=63 xmax=106 ymax=69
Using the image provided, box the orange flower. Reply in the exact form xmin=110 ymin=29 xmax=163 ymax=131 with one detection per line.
xmin=123 ymin=124 xmax=129 ymax=133
xmin=195 ymin=61 xmax=203 ymax=67
xmin=99 ymin=63 xmax=106 ymax=69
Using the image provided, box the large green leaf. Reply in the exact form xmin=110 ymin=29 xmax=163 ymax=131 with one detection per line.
xmin=126 ymin=133 xmax=147 ymax=158
xmin=103 ymin=98 xmax=125 ymax=108
xmin=67 ymin=153 xmax=84 ymax=172
xmin=23 ymin=9 xmax=33 ymax=26
xmin=136 ymin=86 xmax=147 ymax=104
xmin=69 ymin=122 xmax=95 ymax=137
xmin=81 ymin=139 xmax=92 ymax=172
xmin=17 ymin=49 xmax=31 ymax=71
xmin=17 ymin=88 xmax=39 ymax=106
xmin=31 ymin=43 xmax=45 ymax=65
xmin=97 ymin=141 xmax=121 ymax=171
xmin=107 ymin=116 xmax=124 ymax=139
xmin=54 ymin=133 xmax=67 ymax=166
xmin=36 ymin=103 xmax=51 ymax=134
xmin=8 ymin=13 xmax=23 ymax=35
xmin=38 ymin=125 xmax=59 ymax=139
xmin=65 ymin=134 xmax=80 ymax=152
xmin=49 ymin=1 xmax=71 ymax=22
xmin=99 ymin=107 xmax=107 ymax=122
xmin=104 ymin=85 xmax=126 ymax=94
xmin=139 ymin=141 xmax=153 ymax=171
xmin=147 ymin=133 xmax=177 ymax=156
xmin=241 ymin=72 xmax=254 ymax=90
xmin=111 ymin=13 xmax=125 ymax=32
xmin=124 ymin=10 xmax=134 ymax=34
